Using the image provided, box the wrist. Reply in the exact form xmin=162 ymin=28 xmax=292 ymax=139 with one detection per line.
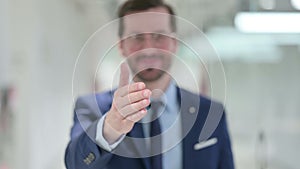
xmin=103 ymin=117 xmax=123 ymax=144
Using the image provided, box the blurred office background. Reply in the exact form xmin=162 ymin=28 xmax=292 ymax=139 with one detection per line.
xmin=0 ymin=0 xmax=299 ymax=168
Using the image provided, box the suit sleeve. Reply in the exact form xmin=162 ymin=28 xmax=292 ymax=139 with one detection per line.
xmin=65 ymin=96 xmax=114 ymax=169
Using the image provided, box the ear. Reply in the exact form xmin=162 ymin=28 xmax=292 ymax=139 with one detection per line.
xmin=118 ymin=39 xmax=126 ymax=57
xmin=171 ymin=38 xmax=178 ymax=53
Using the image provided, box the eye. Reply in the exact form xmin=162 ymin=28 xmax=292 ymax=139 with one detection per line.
xmin=151 ymin=33 xmax=160 ymax=40
xmin=152 ymin=33 xmax=168 ymax=41
xmin=130 ymin=34 xmax=144 ymax=41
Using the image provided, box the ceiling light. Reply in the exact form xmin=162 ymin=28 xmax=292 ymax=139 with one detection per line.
xmin=235 ymin=12 xmax=300 ymax=33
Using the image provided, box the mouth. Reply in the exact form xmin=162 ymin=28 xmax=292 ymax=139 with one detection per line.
xmin=145 ymin=68 xmax=154 ymax=71
xmin=136 ymin=67 xmax=164 ymax=82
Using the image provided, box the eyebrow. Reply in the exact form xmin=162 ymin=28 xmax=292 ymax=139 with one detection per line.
xmin=128 ymin=30 xmax=171 ymax=35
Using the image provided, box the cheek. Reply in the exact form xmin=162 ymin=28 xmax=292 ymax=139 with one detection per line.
xmin=121 ymin=41 xmax=136 ymax=57
xmin=169 ymin=40 xmax=177 ymax=53
xmin=161 ymin=40 xmax=177 ymax=53
xmin=124 ymin=46 xmax=140 ymax=57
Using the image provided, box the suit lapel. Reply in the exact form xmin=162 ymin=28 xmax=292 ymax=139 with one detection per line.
xmin=176 ymin=87 xmax=200 ymax=169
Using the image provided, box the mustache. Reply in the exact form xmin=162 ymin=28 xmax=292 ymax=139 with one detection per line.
xmin=136 ymin=55 xmax=163 ymax=61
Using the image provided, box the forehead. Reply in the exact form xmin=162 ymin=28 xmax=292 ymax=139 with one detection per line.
xmin=122 ymin=7 xmax=172 ymax=36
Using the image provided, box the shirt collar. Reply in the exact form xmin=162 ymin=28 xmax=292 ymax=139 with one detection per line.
xmin=150 ymin=80 xmax=177 ymax=113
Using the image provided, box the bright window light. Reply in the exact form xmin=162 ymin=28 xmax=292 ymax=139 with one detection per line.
xmin=291 ymin=0 xmax=300 ymax=10
xmin=235 ymin=12 xmax=300 ymax=33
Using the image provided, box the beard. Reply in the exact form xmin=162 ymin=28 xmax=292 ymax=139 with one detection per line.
xmin=135 ymin=68 xmax=165 ymax=82
xmin=127 ymin=54 xmax=171 ymax=82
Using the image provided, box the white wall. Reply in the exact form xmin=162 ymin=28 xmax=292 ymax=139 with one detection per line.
xmin=0 ymin=0 xmax=10 ymax=86
xmin=4 ymin=0 xmax=93 ymax=168
xmin=209 ymin=45 xmax=300 ymax=169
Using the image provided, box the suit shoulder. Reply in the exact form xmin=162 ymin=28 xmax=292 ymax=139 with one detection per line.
xmin=76 ymin=90 xmax=112 ymax=103
xmin=199 ymin=95 xmax=224 ymax=109
xmin=75 ymin=90 xmax=113 ymax=110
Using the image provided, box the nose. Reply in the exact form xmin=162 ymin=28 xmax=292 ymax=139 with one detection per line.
xmin=141 ymin=34 xmax=156 ymax=49
xmin=139 ymin=34 xmax=157 ymax=55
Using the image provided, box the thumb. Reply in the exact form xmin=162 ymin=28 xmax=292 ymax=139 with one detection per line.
xmin=119 ymin=62 xmax=130 ymax=87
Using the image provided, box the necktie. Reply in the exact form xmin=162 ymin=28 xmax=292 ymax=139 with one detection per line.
xmin=150 ymin=101 xmax=163 ymax=169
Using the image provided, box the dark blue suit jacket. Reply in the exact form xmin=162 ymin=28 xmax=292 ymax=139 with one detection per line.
xmin=65 ymin=87 xmax=234 ymax=169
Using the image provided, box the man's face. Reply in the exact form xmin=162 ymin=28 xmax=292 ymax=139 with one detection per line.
xmin=119 ymin=7 xmax=177 ymax=82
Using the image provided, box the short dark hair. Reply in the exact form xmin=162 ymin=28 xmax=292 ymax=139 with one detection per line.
xmin=117 ymin=0 xmax=176 ymax=37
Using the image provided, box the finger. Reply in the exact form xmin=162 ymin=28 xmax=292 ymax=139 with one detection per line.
xmin=119 ymin=89 xmax=151 ymax=108
xmin=119 ymin=99 xmax=150 ymax=118
xmin=125 ymin=109 xmax=147 ymax=123
xmin=119 ymin=62 xmax=130 ymax=88
xmin=116 ymin=82 xmax=146 ymax=97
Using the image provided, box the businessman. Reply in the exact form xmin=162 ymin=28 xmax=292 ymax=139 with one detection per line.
xmin=65 ymin=0 xmax=234 ymax=169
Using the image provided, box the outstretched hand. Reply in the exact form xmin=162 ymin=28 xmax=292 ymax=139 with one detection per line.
xmin=103 ymin=62 xmax=152 ymax=144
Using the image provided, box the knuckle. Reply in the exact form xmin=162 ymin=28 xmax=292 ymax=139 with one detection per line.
xmin=128 ymin=93 xmax=137 ymax=103
xmin=129 ymin=84 xmax=136 ymax=92
xmin=112 ymin=99 xmax=120 ymax=108
xmin=137 ymin=91 xmax=144 ymax=98
xmin=136 ymin=101 xmax=145 ymax=110
xmin=130 ymin=83 xmax=139 ymax=92
xmin=131 ymin=103 xmax=141 ymax=111
xmin=113 ymin=91 xmax=119 ymax=98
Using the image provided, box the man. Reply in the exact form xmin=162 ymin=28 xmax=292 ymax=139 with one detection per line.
xmin=65 ymin=0 xmax=234 ymax=169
